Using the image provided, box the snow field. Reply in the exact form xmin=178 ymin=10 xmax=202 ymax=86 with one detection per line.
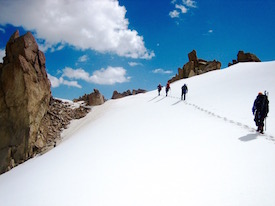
xmin=0 ymin=61 xmax=275 ymax=206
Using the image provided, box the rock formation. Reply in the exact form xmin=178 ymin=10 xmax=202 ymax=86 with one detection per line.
xmin=169 ymin=50 xmax=221 ymax=83
xmin=111 ymin=89 xmax=147 ymax=99
xmin=0 ymin=31 xmax=91 ymax=174
xmin=132 ymin=89 xmax=147 ymax=95
xmin=228 ymin=51 xmax=261 ymax=67
xmin=73 ymin=89 xmax=105 ymax=106
xmin=0 ymin=30 xmax=51 ymax=173
xmin=38 ymin=98 xmax=90 ymax=154
xmin=112 ymin=90 xmax=132 ymax=99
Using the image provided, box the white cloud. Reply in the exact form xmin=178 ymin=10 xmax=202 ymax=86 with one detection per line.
xmin=170 ymin=0 xmax=197 ymax=19
xmin=48 ymin=74 xmax=60 ymax=88
xmin=62 ymin=67 xmax=91 ymax=82
xmin=61 ymin=78 xmax=82 ymax=88
xmin=182 ymin=0 xmax=197 ymax=8
xmin=203 ymin=29 xmax=214 ymax=36
xmin=128 ymin=62 xmax=142 ymax=67
xmin=0 ymin=0 xmax=154 ymax=59
xmin=0 ymin=49 xmax=5 ymax=63
xmin=89 ymin=66 xmax=131 ymax=85
xmin=78 ymin=55 xmax=89 ymax=63
xmin=0 ymin=28 xmax=5 ymax=33
xmin=55 ymin=44 xmax=65 ymax=51
xmin=169 ymin=10 xmax=180 ymax=18
xmin=152 ymin=68 xmax=173 ymax=74
xmin=175 ymin=4 xmax=188 ymax=14
xmin=60 ymin=66 xmax=130 ymax=85
xmin=48 ymin=73 xmax=82 ymax=88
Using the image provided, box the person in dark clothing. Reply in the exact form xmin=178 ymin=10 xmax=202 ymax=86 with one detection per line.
xmin=166 ymin=82 xmax=170 ymax=96
xmin=157 ymin=83 xmax=162 ymax=96
xmin=181 ymin=84 xmax=188 ymax=100
xmin=252 ymin=92 xmax=269 ymax=133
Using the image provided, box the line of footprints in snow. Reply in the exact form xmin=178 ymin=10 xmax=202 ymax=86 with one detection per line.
xmin=154 ymin=95 xmax=275 ymax=144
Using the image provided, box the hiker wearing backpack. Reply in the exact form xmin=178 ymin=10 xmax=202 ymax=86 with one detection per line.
xmin=157 ymin=83 xmax=162 ymax=96
xmin=181 ymin=84 xmax=188 ymax=100
xmin=166 ymin=82 xmax=170 ymax=97
xmin=252 ymin=92 xmax=269 ymax=134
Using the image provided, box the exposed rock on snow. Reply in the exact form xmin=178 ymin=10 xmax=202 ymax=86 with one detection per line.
xmin=0 ymin=30 xmax=51 ymax=174
xmin=0 ymin=31 xmax=90 ymax=174
xmin=74 ymin=89 xmax=105 ymax=106
xmin=169 ymin=50 xmax=221 ymax=83
xmin=38 ymin=98 xmax=90 ymax=154
xmin=111 ymin=89 xmax=147 ymax=99
xmin=228 ymin=50 xmax=261 ymax=67
xmin=0 ymin=61 xmax=275 ymax=206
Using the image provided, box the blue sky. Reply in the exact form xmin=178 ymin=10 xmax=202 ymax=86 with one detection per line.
xmin=0 ymin=0 xmax=274 ymax=100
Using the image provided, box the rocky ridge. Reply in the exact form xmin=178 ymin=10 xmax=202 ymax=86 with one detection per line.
xmin=38 ymin=98 xmax=90 ymax=155
xmin=169 ymin=50 xmax=221 ymax=83
xmin=111 ymin=89 xmax=147 ymax=99
xmin=228 ymin=51 xmax=261 ymax=67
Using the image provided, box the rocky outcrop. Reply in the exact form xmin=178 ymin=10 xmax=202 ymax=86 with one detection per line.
xmin=112 ymin=90 xmax=131 ymax=99
xmin=169 ymin=50 xmax=221 ymax=83
xmin=111 ymin=89 xmax=147 ymax=99
xmin=0 ymin=30 xmax=52 ymax=174
xmin=132 ymin=89 xmax=147 ymax=95
xmin=38 ymin=98 xmax=90 ymax=154
xmin=88 ymin=89 xmax=105 ymax=105
xmin=228 ymin=51 xmax=261 ymax=67
xmin=0 ymin=31 xmax=91 ymax=174
xmin=73 ymin=89 xmax=105 ymax=106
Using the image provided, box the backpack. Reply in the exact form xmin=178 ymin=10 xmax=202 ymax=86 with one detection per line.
xmin=158 ymin=84 xmax=162 ymax=90
xmin=182 ymin=85 xmax=188 ymax=93
xmin=254 ymin=94 xmax=269 ymax=117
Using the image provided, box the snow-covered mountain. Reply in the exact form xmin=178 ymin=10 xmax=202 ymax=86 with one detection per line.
xmin=0 ymin=61 xmax=274 ymax=206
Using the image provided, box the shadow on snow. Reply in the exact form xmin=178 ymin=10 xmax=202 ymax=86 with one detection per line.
xmin=239 ymin=133 xmax=259 ymax=142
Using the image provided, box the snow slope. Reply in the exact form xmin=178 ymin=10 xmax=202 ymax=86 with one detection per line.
xmin=0 ymin=61 xmax=275 ymax=206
